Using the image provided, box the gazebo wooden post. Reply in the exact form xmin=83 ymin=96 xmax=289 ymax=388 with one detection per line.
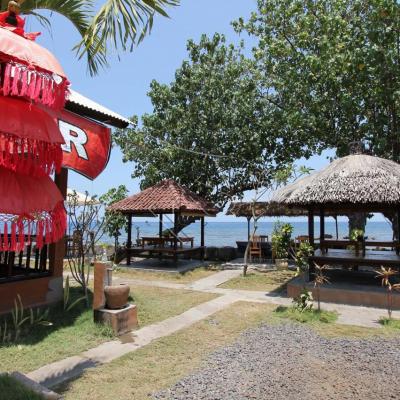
xmin=159 ymin=213 xmax=163 ymax=239
xmin=397 ymin=210 xmax=400 ymax=255
xmin=200 ymin=216 xmax=205 ymax=261
xmin=158 ymin=213 xmax=163 ymax=261
xmin=173 ymin=211 xmax=179 ymax=263
xmin=308 ymin=208 xmax=315 ymax=281
xmin=127 ymin=214 xmax=132 ymax=266
xmin=246 ymin=216 xmax=251 ymax=241
xmin=320 ymin=207 xmax=325 ymax=253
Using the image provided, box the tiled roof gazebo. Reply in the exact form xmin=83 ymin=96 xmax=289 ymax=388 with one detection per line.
xmin=109 ymin=179 xmax=218 ymax=264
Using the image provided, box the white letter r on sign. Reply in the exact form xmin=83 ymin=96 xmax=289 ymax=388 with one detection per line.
xmin=59 ymin=120 xmax=89 ymax=160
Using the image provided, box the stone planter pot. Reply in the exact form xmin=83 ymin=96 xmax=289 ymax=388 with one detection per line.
xmin=104 ymin=284 xmax=130 ymax=309
xmin=275 ymin=258 xmax=288 ymax=270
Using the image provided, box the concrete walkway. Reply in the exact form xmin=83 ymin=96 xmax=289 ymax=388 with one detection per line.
xmin=30 ymin=269 xmax=399 ymax=388
xmin=27 ymin=294 xmax=238 ymax=388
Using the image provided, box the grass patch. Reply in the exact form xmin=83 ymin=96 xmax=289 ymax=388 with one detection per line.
xmin=130 ymin=285 xmax=219 ymax=327
xmin=114 ymin=265 xmax=221 ymax=284
xmin=58 ymin=302 xmax=277 ymax=400
xmin=379 ymin=317 xmax=400 ymax=329
xmin=0 ymin=286 xmax=216 ymax=374
xmin=219 ymin=269 xmax=296 ymax=292
xmin=0 ymin=375 xmax=44 ymax=400
xmin=0 ymin=288 xmax=114 ymax=374
xmin=274 ymin=305 xmax=338 ymax=324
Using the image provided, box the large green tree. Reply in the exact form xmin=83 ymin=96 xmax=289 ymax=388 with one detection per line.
xmin=114 ymin=34 xmax=301 ymax=210
xmin=234 ymin=0 xmax=400 ymax=160
xmin=12 ymin=0 xmax=179 ymax=74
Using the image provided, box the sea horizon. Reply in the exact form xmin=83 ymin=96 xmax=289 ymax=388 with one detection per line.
xmin=108 ymin=220 xmax=395 ymax=247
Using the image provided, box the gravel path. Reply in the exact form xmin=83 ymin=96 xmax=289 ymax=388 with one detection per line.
xmin=154 ymin=323 xmax=400 ymax=400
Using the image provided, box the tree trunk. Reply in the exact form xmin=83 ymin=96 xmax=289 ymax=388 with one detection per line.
xmin=347 ymin=212 xmax=367 ymax=237
xmin=162 ymin=215 xmax=197 ymax=236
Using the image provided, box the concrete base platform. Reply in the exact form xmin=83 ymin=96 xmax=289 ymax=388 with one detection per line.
xmin=117 ymin=259 xmax=207 ymax=274
xmin=94 ymin=304 xmax=138 ymax=335
xmin=288 ymin=276 xmax=400 ymax=310
xmin=221 ymin=258 xmax=296 ymax=271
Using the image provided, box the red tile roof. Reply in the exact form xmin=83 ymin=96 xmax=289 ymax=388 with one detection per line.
xmin=108 ymin=179 xmax=219 ymax=216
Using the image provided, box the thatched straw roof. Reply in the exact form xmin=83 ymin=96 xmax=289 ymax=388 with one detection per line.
xmin=271 ymin=154 xmax=400 ymax=210
xmin=226 ymin=202 xmax=309 ymax=218
xmin=226 ymin=202 xmax=339 ymax=218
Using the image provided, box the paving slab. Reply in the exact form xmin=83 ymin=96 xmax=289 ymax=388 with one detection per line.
xmin=187 ymin=269 xmax=242 ymax=290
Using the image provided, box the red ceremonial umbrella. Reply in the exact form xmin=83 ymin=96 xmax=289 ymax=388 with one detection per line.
xmin=0 ymin=26 xmax=69 ymax=109
xmin=0 ymin=166 xmax=66 ymax=252
xmin=0 ymin=95 xmax=64 ymax=176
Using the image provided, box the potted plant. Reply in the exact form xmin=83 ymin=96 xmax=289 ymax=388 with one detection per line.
xmin=272 ymin=222 xmax=293 ymax=270
xmin=293 ymin=242 xmax=314 ymax=284
xmin=349 ymin=228 xmax=364 ymax=256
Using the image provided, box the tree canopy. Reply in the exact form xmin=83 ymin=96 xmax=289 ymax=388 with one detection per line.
xmin=234 ymin=0 xmax=400 ymax=159
xmin=114 ymin=34 xmax=302 ymax=209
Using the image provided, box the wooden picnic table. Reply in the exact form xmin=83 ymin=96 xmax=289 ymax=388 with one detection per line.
xmin=320 ymin=239 xmax=400 ymax=256
xmin=141 ymin=236 xmax=194 ymax=248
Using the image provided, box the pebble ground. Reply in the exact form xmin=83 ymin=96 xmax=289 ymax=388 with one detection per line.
xmin=154 ymin=323 xmax=400 ymax=400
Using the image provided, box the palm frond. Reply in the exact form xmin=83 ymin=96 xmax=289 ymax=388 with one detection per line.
xmin=21 ymin=0 xmax=108 ymax=75
xmin=76 ymin=0 xmax=179 ymax=74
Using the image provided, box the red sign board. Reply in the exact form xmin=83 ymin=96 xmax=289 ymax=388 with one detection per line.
xmin=53 ymin=110 xmax=111 ymax=180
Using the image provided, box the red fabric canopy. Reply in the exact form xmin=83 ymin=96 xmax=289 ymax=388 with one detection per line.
xmin=0 ymin=166 xmax=66 ymax=251
xmin=0 ymin=27 xmax=69 ymax=109
xmin=0 ymin=96 xmax=64 ymax=176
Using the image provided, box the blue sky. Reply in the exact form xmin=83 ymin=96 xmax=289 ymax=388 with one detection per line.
xmin=25 ymin=0 xmax=334 ymax=221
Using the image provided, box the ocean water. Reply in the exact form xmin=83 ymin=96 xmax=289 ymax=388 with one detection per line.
xmin=115 ymin=219 xmax=395 ymax=247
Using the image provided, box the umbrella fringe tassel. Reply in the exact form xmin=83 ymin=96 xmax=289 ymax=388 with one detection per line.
xmin=0 ymin=132 xmax=62 ymax=177
xmin=0 ymin=61 xmax=69 ymax=109
xmin=0 ymin=202 xmax=66 ymax=252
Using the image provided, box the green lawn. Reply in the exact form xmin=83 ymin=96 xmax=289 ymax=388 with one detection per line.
xmin=219 ymin=269 xmax=296 ymax=292
xmin=0 ymin=375 xmax=44 ymax=400
xmin=0 ymin=286 xmax=217 ymax=373
xmin=114 ymin=265 xmax=221 ymax=284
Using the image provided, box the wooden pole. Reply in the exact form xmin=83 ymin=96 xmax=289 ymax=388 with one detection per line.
xmin=320 ymin=208 xmax=325 ymax=253
xmin=247 ymin=217 xmax=251 ymax=241
xmin=200 ymin=216 xmax=205 ymax=261
xmin=173 ymin=212 xmax=178 ymax=263
xmin=159 ymin=213 xmax=163 ymax=239
xmin=335 ymin=216 xmax=339 ymax=239
xmin=49 ymin=167 xmax=68 ymax=276
xmin=127 ymin=214 xmax=132 ymax=266
xmin=397 ymin=210 xmax=400 ymax=255
xmin=308 ymin=208 xmax=315 ymax=281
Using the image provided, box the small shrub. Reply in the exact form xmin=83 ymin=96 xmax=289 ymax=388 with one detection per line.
xmin=272 ymin=222 xmax=293 ymax=259
xmin=293 ymin=288 xmax=313 ymax=312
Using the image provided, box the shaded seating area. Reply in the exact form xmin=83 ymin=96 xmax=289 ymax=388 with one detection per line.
xmin=226 ymin=201 xmax=340 ymax=260
xmin=272 ymin=146 xmax=400 ymax=285
xmin=0 ymin=235 xmax=51 ymax=283
xmin=108 ymin=179 xmax=218 ymax=265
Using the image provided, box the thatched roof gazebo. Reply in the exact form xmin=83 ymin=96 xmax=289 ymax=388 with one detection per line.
xmin=272 ymin=154 xmax=400 ymax=212
xmin=271 ymin=152 xmax=400 ymax=279
xmin=109 ymin=179 xmax=218 ymax=264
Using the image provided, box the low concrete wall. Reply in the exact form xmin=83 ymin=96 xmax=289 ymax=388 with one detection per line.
xmin=288 ymin=277 xmax=400 ymax=310
xmin=205 ymin=247 xmax=237 ymax=262
xmin=0 ymin=276 xmax=63 ymax=314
